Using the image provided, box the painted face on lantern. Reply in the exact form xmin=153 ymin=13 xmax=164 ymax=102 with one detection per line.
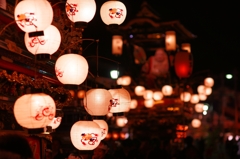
xmin=109 ymin=8 xmax=123 ymax=19
xmin=81 ymin=133 xmax=98 ymax=145
xmin=66 ymin=3 xmax=78 ymax=16
xmin=16 ymin=12 xmax=37 ymax=28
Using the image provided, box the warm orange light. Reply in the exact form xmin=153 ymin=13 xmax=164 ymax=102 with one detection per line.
xmin=162 ymin=85 xmax=173 ymax=96
xmin=204 ymin=77 xmax=214 ymax=87
xmin=165 ymin=31 xmax=176 ymax=51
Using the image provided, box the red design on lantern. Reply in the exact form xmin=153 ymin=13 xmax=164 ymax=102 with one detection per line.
xmin=34 ymin=105 xmax=54 ymax=121
xmin=81 ymin=133 xmax=98 ymax=145
xmin=110 ymin=98 xmax=119 ymax=107
xmin=174 ymin=51 xmax=193 ymax=78
xmin=66 ymin=3 xmax=78 ymax=17
xmin=55 ymin=68 xmax=64 ymax=77
xmin=109 ymin=8 xmax=123 ymax=19
xmin=29 ymin=37 xmax=46 ymax=47
xmin=16 ymin=12 xmax=37 ymax=28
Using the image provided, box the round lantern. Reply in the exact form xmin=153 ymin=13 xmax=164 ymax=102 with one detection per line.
xmin=165 ymin=31 xmax=176 ymax=51
xmin=108 ymin=87 xmax=131 ymax=115
xmin=162 ymin=85 xmax=173 ymax=96
xmin=190 ymin=94 xmax=199 ymax=104
xmin=48 ymin=117 xmax=62 ymax=129
xmin=195 ymin=103 xmax=204 ymax=113
xmin=197 ymin=85 xmax=206 ymax=94
xmin=70 ymin=120 xmax=102 ymax=150
xmin=181 ymin=43 xmax=191 ymax=53
xmin=204 ymin=77 xmax=214 ymax=87
xmin=153 ymin=91 xmax=163 ymax=101
xmin=116 ymin=75 xmax=131 ymax=86
xmin=191 ymin=119 xmax=201 ymax=128
xmin=66 ymin=0 xmax=96 ymax=28
xmin=14 ymin=0 xmax=53 ymax=35
xmin=143 ymin=90 xmax=153 ymax=100
xmin=180 ymin=92 xmax=191 ymax=102
xmin=83 ymin=88 xmax=112 ymax=117
xmin=55 ymin=54 xmax=89 ymax=85
xmin=144 ymin=99 xmax=154 ymax=108
xmin=174 ymin=51 xmax=193 ymax=79
xmin=100 ymin=0 xmax=127 ymax=25
xmin=93 ymin=119 xmax=108 ymax=140
xmin=13 ymin=93 xmax=56 ymax=129
xmin=112 ymin=35 xmax=123 ymax=55
xmin=205 ymin=87 xmax=212 ymax=95
xmin=116 ymin=116 xmax=128 ymax=127
xmin=134 ymin=85 xmax=145 ymax=96
xmin=24 ymin=25 xmax=61 ymax=60
xmin=130 ymin=99 xmax=138 ymax=109
xmin=199 ymin=94 xmax=207 ymax=101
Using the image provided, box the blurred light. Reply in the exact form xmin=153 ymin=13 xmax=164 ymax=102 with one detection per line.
xmin=203 ymin=104 xmax=208 ymax=111
xmin=226 ymin=74 xmax=233 ymax=79
xmin=228 ymin=135 xmax=233 ymax=141
xmin=203 ymin=111 xmax=207 ymax=115
xmin=110 ymin=70 xmax=119 ymax=79
xmin=235 ymin=135 xmax=239 ymax=141
xmin=129 ymin=34 xmax=133 ymax=38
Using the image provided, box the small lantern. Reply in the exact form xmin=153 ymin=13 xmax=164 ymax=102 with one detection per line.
xmin=13 ymin=93 xmax=56 ymax=129
xmin=180 ymin=92 xmax=191 ymax=102
xmin=153 ymin=91 xmax=163 ymax=101
xmin=14 ymin=0 xmax=53 ymax=36
xmin=205 ymin=87 xmax=212 ymax=96
xmin=190 ymin=94 xmax=199 ymax=104
xmin=55 ymin=54 xmax=89 ymax=85
xmin=112 ymin=35 xmax=123 ymax=55
xmin=83 ymin=88 xmax=112 ymax=117
xmin=204 ymin=77 xmax=214 ymax=87
xmin=162 ymin=85 xmax=173 ymax=96
xmin=93 ymin=119 xmax=108 ymax=140
xmin=165 ymin=31 xmax=176 ymax=51
xmin=134 ymin=85 xmax=145 ymax=96
xmin=191 ymin=119 xmax=201 ymax=128
xmin=100 ymin=0 xmax=127 ymax=25
xmin=174 ymin=51 xmax=193 ymax=79
xmin=195 ymin=103 xmax=204 ymax=113
xmin=197 ymin=85 xmax=206 ymax=94
xmin=199 ymin=94 xmax=207 ymax=101
xmin=48 ymin=117 xmax=62 ymax=129
xmin=108 ymin=87 xmax=131 ymax=114
xmin=181 ymin=43 xmax=191 ymax=53
xmin=24 ymin=25 xmax=61 ymax=60
xmin=143 ymin=90 xmax=153 ymax=100
xmin=130 ymin=99 xmax=138 ymax=109
xmin=144 ymin=99 xmax=154 ymax=108
xmin=70 ymin=120 xmax=102 ymax=150
xmin=116 ymin=116 xmax=128 ymax=127
xmin=66 ymin=0 xmax=96 ymax=28
xmin=116 ymin=75 xmax=131 ymax=86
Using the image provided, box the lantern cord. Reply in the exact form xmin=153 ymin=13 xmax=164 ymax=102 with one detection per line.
xmin=96 ymin=39 xmax=99 ymax=78
xmin=0 ymin=21 xmax=16 ymax=36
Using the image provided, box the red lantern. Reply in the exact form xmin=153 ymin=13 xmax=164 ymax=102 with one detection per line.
xmin=174 ymin=51 xmax=193 ymax=78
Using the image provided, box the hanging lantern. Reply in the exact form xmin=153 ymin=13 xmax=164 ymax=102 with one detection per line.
xmin=134 ymin=85 xmax=145 ymax=96
xmin=191 ymin=119 xmax=201 ymax=128
xmin=199 ymin=94 xmax=207 ymax=101
xmin=180 ymin=92 xmax=191 ymax=102
xmin=153 ymin=91 xmax=163 ymax=101
xmin=130 ymin=99 xmax=138 ymax=109
xmin=14 ymin=0 xmax=53 ymax=36
xmin=116 ymin=116 xmax=128 ymax=127
xmin=83 ymin=88 xmax=112 ymax=117
xmin=204 ymin=77 xmax=214 ymax=87
xmin=197 ymin=85 xmax=206 ymax=94
xmin=190 ymin=94 xmax=199 ymax=104
xmin=93 ymin=119 xmax=108 ymax=140
xmin=165 ymin=31 xmax=176 ymax=51
xmin=70 ymin=120 xmax=102 ymax=150
xmin=108 ymin=87 xmax=131 ymax=115
xmin=47 ymin=117 xmax=62 ymax=129
xmin=13 ymin=93 xmax=56 ymax=129
xmin=100 ymin=0 xmax=127 ymax=25
xmin=116 ymin=75 xmax=131 ymax=86
xmin=66 ymin=0 xmax=96 ymax=28
xmin=162 ymin=85 xmax=173 ymax=96
xmin=24 ymin=25 xmax=61 ymax=60
xmin=205 ymin=87 xmax=212 ymax=96
xmin=181 ymin=43 xmax=191 ymax=53
xmin=195 ymin=103 xmax=204 ymax=113
xmin=55 ymin=54 xmax=89 ymax=85
xmin=144 ymin=99 xmax=154 ymax=108
xmin=174 ymin=51 xmax=193 ymax=79
xmin=112 ymin=35 xmax=123 ymax=55
xmin=143 ymin=90 xmax=153 ymax=100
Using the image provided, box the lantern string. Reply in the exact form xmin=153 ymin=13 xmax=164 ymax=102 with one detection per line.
xmin=0 ymin=21 xmax=16 ymax=36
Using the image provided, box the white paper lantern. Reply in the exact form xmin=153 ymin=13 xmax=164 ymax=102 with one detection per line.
xmin=70 ymin=120 xmax=101 ymax=150
xmin=204 ymin=77 xmax=214 ymax=87
xmin=108 ymin=87 xmax=131 ymax=114
xmin=48 ymin=117 xmax=62 ymax=129
xmin=165 ymin=31 xmax=176 ymax=51
xmin=197 ymin=85 xmax=206 ymax=94
xmin=112 ymin=35 xmax=123 ymax=55
xmin=13 ymin=93 xmax=56 ymax=129
xmin=24 ymin=25 xmax=61 ymax=59
xmin=134 ymin=85 xmax=145 ymax=96
xmin=205 ymin=87 xmax=212 ymax=95
xmin=144 ymin=99 xmax=154 ymax=108
xmin=83 ymin=88 xmax=112 ymax=116
xmin=191 ymin=119 xmax=201 ymax=128
xmin=116 ymin=75 xmax=131 ymax=86
xmin=153 ymin=91 xmax=163 ymax=101
xmin=130 ymin=99 xmax=138 ymax=109
xmin=162 ymin=85 xmax=173 ymax=96
xmin=55 ymin=54 xmax=89 ymax=85
xmin=195 ymin=103 xmax=204 ymax=113
xmin=199 ymin=94 xmax=207 ymax=101
xmin=66 ymin=0 xmax=96 ymax=26
xmin=14 ymin=0 xmax=53 ymax=33
xmin=190 ymin=94 xmax=199 ymax=104
xmin=100 ymin=0 xmax=127 ymax=25
xmin=116 ymin=116 xmax=128 ymax=127
xmin=93 ymin=119 xmax=108 ymax=140
xmin=180 ymin=92 xmax=191 ymax=102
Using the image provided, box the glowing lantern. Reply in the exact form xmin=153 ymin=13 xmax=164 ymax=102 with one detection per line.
xmin=14 ymin=0 xmax=53 ymax=36
xmin=197 ymin=85 xmax=206 ymax=94
xmin=108 ymin=87 xmax=131 ymax=114
xmin=153 ymin=91 xmax=163 ymax=100
xmin=165 ymin=31 xmax=176 ymax=51
xmin=116 ymin=75 xmax=131 ymax=86
xmin=144 ymin=99 xmax=154 ymax=108
xmin=13 ymin=93 xmax=56 ymax=129
xmin=55 ymin=54 xmax=88 ymax=85
xmin=100 ymin=0 xmax=127 ymax=25
xmin=162 ymin=85 xmax=173 ymax=96
xmin=205 ymin=87 xmax=212 ymax=95
xmin=180 ymin=92 xmax=191 ymax=102
xmin=24 ymin=25 xmax=61 ymax=60
xmin=66 ymin=0 xmax=96 ymax=28
xmin=143 ymin=90 xmax=153 ymax=100
xmin=70 ymin=120 xmax=101 ymax=150
xmin=130 ymin=99 xmax=138 ymax=109
xmin=191 ymin=119 xmax=201 ymax=128
xmin=174 ymin=51 xmax=193 ymax=79
xmin=195 ymin=103 xmax=204 ymax=113
xmin=190 ymin=94 xmax=199 ymax=104
xmin=93 ymin=119 xmax=108 ymax=140
xmin=112 ymin=35 xmax=123 ymax=55
xmin=83 ymin=88 xmax=112 ymax=117
xmin=181 ymin=43 xmax=191 ymax=53
xmin=134 ymin=85 xmax=145 ymax=96
xmin=116 ymin=116 xmax=127 ymax=127
xmin=204 ymin=77 xmax=214 ymax=87
xmin=199 ymin=94 xmax=207 ymax=101
xmin=48 ymin=117 xmax=62 ymax=129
